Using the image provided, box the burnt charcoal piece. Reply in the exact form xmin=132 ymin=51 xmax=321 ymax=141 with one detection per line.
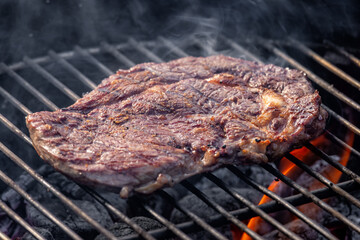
xmin=26 ymin=199 xmax=112 ymax=240
xmin=195 ymin=165 xmax=274 ymax=190
xmin=22 ymin=166 xmax=114 ymax=240
xmin=171 ymin=187 xmax=261 ymax=223
xmin=0 ymin=165 xmax=53 ymax=239
xmin=263 ymin=219 xmax=328 ymax=240
xmin=22 ymin=227 xmax=55 ymax=240
xmin=94 ymin=216 xmax=162 ymax=240
xmin=127 ymin=189 xmax=177 ymax=219
xmin=26 ymin=55 xmax=327 ymax=197
xmin=324 ymin=191 xmax=360 ymax=240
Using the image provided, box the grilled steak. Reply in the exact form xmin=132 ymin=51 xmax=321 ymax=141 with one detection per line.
xmin=26 ymin=55 xmax=327 ymax=197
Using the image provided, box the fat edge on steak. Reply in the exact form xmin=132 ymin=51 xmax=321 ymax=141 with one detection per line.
xmin=26 ymin=55 xmax=327 ymax=197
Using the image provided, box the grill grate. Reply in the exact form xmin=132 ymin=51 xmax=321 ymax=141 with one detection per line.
xmin=0 ymin=36 xmax=359 ymax=240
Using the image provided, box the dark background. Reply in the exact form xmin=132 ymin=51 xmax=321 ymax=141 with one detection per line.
xmin=0 ymin=0 xmax=359 ymax=64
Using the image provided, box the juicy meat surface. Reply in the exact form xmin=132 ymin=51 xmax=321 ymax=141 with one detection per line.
xmin=26 ymin=55 xmax=327 ymax=197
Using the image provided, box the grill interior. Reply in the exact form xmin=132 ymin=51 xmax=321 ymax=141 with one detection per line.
xmin=0 ymin=36 xmax=359 ymax=240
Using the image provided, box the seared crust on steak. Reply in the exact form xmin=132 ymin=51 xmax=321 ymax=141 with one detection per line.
xmin=26 ymin=55 xmax=327 ymax=197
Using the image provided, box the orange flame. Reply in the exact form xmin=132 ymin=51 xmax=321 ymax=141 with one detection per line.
xmin=238 ymin=133 xmax=353 ymax=240
xmin=297 ymin=132 xmax=354 ymax=220
xmin=323 ymin=132 xmax=354 ymax=184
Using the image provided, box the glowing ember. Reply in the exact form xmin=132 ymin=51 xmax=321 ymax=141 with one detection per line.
xmin=297 ymin=132 xmax=354 ymax=219
xmin=238 ymin=133 xmax=353 ymax=240
xmin=231 ymin=224 xmax=243 ymax=240
xmin=324 ymin=132 xmax=354 ymax=184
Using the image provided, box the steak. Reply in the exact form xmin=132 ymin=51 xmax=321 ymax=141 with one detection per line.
xmin=26 ymin=55 xmax=327 ymax=197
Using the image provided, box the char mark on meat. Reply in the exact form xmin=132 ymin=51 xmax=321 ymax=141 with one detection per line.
xmin=26 ymin=55 xmax=327 ymax=197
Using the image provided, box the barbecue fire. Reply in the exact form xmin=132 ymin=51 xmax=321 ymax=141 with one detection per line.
xmin=234 ymin=132 xmax=354 ymax=240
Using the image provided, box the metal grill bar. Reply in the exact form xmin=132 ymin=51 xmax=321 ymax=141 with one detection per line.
xmin=128 ymin=38 xmax=163 ymax=63
xmin=0 ymin=63 xmax=59 ymax=111
xmin=181 ymin=180 xmax=265 ymax=240
xmin=0 ymin=86 xmax=32 ymax=115
xmin=0 ymin=230 xmax=11 ymax=240
xmin=134 ymin=196 xmax=192 ymax=240
xmin=0 ymin=86 xmax=58 ymax=147
xmin=145 ymin=37 xmax=360 ymax=238
xmin=325 ymin=40 xmax=360 ymax=67
xmin=1 ymin=38 xmax=359 ymax=239
xmin=262 ymin=163 xmax=360 ymax=234
xmin=218 ymin=38 xmax=360 ymax=138
xmin=188 ymin=37 xmax=360 ymax=233
xmin=322 ymin=104 xmax=360 ymax=136
xmin=48 ymin=50 xmax=97 ymax=90
xmin=290 ymin=38 xmax=360 ymax=91
xmin=2 ymin=101 xmax=358 ymax=240
xmin=0 ymin=56 xmax=50 ymax=74
xmin=286 ymin=153 xmax=360 ymax=209
xmin=0 ymin=169 xmax=83 ymax=240
xmin=74 ymin=46 xmax=114 ymax=75
xmin=0 ymin=97 xmax=156 ymax=239
xmin=305 ymin=142 xmax=360 ymax=185
xmin=2 ymin=42 xmax=133 ymax=74
xmin=208 ymin=179 xmax=357 ymax=224
xmin=121 ymin=178 xmax=358 ymax=240
xmin=101 ymin=42 xmax=136 ymax=68
xmin=158 ymin=190 xmax=229 ymax=240
xmin=3 ymin=84 xmax=358 ymax=238
xmin=0 ymin=199 xmax=45 ymax=240
xmin=224 ymin=167 xmax=336 ymax=240
xmin=0 ymin=113 xmax=32 ymax=145
xmin=1 ymin=54 xmax=162 ymax=240
xmin=0 ymin=142 xmax=119 ymax=240
xmin=145 ymin=207 xmax=190 ymax=240
xmin=201 ymin=37 xmax=360 ymax=150
xmin=261 ymin=42 xmax=360 ymax=112
xmin=23 ymin=56 xmax=80 ymax=101
xmin=192 ymin=37 xmax=218 ymax=56
xmin=0 ymin=111 xmax=155 ymax=239
xmin=220 ymin=36 xmax=264 ymax=63
xmin=80 ymin=187 xmax=156 ymax=240
xmin=325 ymin=130 xmax=360 ymax=159
xmin=0 ymin=79 xmax=233 ymax=240
xmin=158 ymin=37 xmax=189 ymax=58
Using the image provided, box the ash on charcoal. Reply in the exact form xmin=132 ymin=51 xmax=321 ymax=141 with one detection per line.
xmin=0 ymin=165 xmax=53 ymax=239
xmin=0 ymin=209 xmax=25 ymax=239
xmin=29 ymin=167 xmax=121 ymax=209
xmin=26 ymin=199 xmax=112 ymax=240
xmin=22 ymin=227 xmax=55 ymax=240
xmin=278 ymin=157 xmax=358 ymax=240
xmin=349 ymin=208 xmax=360 ymax=240
xmin=323 ymin=190 xmax=360 ymax=240
xmin=294 ymin=159 xmax=338 ymax=192
xmin=94 ymin=216 xmax=162 ymax=240
xmin=1 ymin=164 xmax=129 ymax=240
xmin=127 ymin=187 xmax=181 ymax=219
xmin=1 ymin=165 xmax=52 ymax=209
xmin=24 ymin=169 xmax=115 ymax=240
xmin=43 ymin=171 xmax=128 ymax=219
xmin=39 ymin=170 xmax=100 ymax=202
xmin=241 ymin=165 xmax=275 ymax=188
xmin=195 ymin=166 xmax=274 ymax=192
xmin=194 ymin=169 xmax=247 ymax=190
xmin=171 ymin=187 xmax=261 ymax=223
xmin=97 ymin=191 xmax=127 ymax=217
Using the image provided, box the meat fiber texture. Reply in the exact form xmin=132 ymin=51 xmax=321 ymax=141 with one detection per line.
xmin=26 ymin=55 xmax=327 ymax=197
